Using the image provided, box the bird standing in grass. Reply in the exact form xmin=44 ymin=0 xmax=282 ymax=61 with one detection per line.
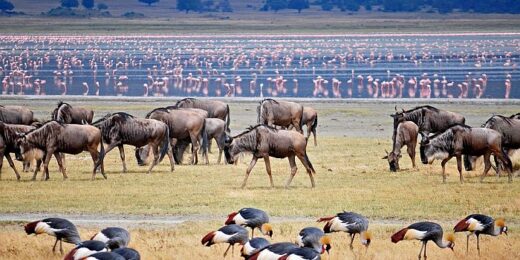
xmin=453 ymin=214 xmax=507 ymax=255
xmin=90 ymin=227 xmax=131 ymax=249
xmin=317 ymin=211 xmax=371 ymax=250
xmin=24 ymin=217 xmax=81 ymax=254
xmin=226 ymin=208 xmax=273 ymax=238
xmin=296 ymin=227 xmax=332 ymax=254
xmin=64 ymin=240 xmax=108 ymax=260
xmin=201 ymin=224 xmax=250 ymax=257
xmin=391 ymin=221 xmax=455 ymax=260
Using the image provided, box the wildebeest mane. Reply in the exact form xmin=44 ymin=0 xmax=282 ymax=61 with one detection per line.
xmin=509 ymin=113 xmax=520 ymax=119
xmin=483 ymin=115 xmax=514 ymax=127
xmin=233 ymin=124 xmax=277 ymax=139
xmin=260 ymin=98 xmax=279 ymax=104
xmin=427 ymin=123 xmax=471 ymax=140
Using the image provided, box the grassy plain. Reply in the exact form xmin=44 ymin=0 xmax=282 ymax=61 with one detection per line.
xmin=0 ymin=98 xmax=519 ymax=259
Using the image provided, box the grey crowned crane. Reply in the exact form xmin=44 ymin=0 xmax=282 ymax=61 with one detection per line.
xmin=226 ymin=207 xmax=273 ymax=238
xmin=202 ymin=224 xmax=250 ymax=257
xmin=391 ymin=221 xmax=455 ymax=260
xmin=247 ymin=242 xmax=298 ymax=260
xmin=112 ymin=247 xmax=141 ymax=260
xmin=279 ymin=247 xmax=321 ymax=260
xmin=296 ymin=227 xmax=331 ymax=254
xmin=64 ymin=240 xmax=108 ymax=260
xmin=90 ymin=227 xmax=130 ymax=249
xmin=317 ymin=211 xmax=371 ymax=249
xmin=454 ymin=214 xmax=507 ymax=255
xmin=24 ymin=217 xmax=81 ymax=254
xmin=241 ymin=237 xmax=271 ymax=258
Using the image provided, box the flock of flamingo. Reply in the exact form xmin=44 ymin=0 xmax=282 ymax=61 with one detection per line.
xmin=0 ymin=34 xmax=518 ymax=98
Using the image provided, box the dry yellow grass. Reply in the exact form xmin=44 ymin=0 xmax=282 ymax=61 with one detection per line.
xmin=0 ymin=221 xmax=518 ymax=260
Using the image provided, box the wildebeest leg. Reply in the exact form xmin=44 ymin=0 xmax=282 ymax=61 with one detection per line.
xmin=264 ymin=156 xmax=274 ymax=188
xmin=117 ymin=145 xmax=127 ymax=173
xmin=53 ymin=152 xmax=68 ymax=180
xmin=440 ymin=156 xmax=453 ymax=184
xmin=297 ymin=153 xmax=316 ymax=188
xmin=285 ymin=155 xmax=298 ymax=189
xmin=4 ymin=153 xmax=21 ymax=181
xmin=146 ymin=144 xmax=160 ymax=174
xmin=167 ymin=139 xmax=175 ymax=172
xmin=241 ymin=157 xmax=258 ymax=189
xmin=89 ymin=147 xmax=106 ymax=180
xmin=42 ymin=150 xmax=53 ymax=181
xmin=456 ymin=154 xmax=464 ymax=183
xmin=31 ymin=160 xmax=42 ymax=181
xmin=190 ymin=134 xmax=200 ymax=165
xmin=408 ymin=144 xmax=416 ymax=168
xmin=480 ymin=153 xmax=492 ymax=183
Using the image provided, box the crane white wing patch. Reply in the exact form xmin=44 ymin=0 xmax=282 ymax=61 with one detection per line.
xmin=213 ymin=231 xmax=234 ymax=243
xmin=404 ymin=229 xmax=427 ymax=240
xmin=466 ymin=218 xmax=485 ymax=231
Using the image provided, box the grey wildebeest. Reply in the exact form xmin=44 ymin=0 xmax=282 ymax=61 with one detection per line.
xmin=52 ymin=101 xmax=94 ymax=124
xmin=92 ymin=112 xmax=170 ymax=173
xmin=420 ymin=124 xmax=513 ymax=183
xmin=15 ymin=121 xmax=106 ymax=180
xmin=0 ymin=122 xmax=36 ymax=180
xmin=288 ymin=106 xmax=318 ymax=146
xmin=257 ymin=99 xmax=304 ymax=134
xmin=391 ymin=105 xmax=465 ymax=136
xmin=224 ymin=124 xmax=316 ymax=188
xmin=383 ymin=121 xmax=419 ymax=172
xmin=0 ymin=105 xmax=37 ymax=125
xmin=175 ymin=98 xmax=230 ymax=130
xmin=136 ymin=107 xmax=208 ymax=169
xmin=464 ymin=115 xmax=520 ymax=172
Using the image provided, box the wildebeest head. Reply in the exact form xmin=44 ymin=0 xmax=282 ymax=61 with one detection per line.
xmin=390 ymin=106 xmax=407 ymax=128
xmin=223 ymin=134 xmax=238 ymax=164
xmin=382 ymin=150 xmax=401 ymax=172
xmin=14 ymin=133 xmax=44 ymax=162
xmin=419 ymin=132 xmax=449 ymax=165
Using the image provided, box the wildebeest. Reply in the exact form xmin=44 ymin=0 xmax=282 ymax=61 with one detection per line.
xmin=510 ymin=113 xmax=520 ymax=119
xmin=0 ymin=122 xmax=35 ymax=180
xmin=0 ymin=105 xmax=36 ymax=125
xmin=15 ymin=121 xmax=105 ymax=180
xmin=136 ymin=107 xmax=208 ymax=168
xmin=464 ymin=115 xmax=520 ymax=172
xmin=52 ymin=101 xmax=94 ymax=124
xmin=383 ymin=121 xmax=418 ymax=172
xmin=299 ymin=106 xmax=318 ymax=146
xmin=224 ymin=124 xmax=316 ymax=188
xmin=92 ymin=112 xmax=170 ymax=174
xmin=420 ymin=124 xmax=513 ymax=183
xmin=175 ymin=118 xmax=228 ymax=164
xmin=391 ymin=105 xmax=465 ymax=136
xmin=175 ymin=98 xmax=230 ymax=130
xmin=257 ymin=99 xmax=304 ymax=134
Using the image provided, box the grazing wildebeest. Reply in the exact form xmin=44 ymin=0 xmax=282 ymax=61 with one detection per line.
xmin=0 ymin=105 xmax=36 ymax=125
xmin=52 ymin=101 xmax=94 ymax=124
xmin=0 ymin=122 xmax=36 ymax=180
xmin=464 ymin=115 xmax=520 ymax=172
xmin=175 ymin=98 xmax=230 ymax=130
xmin=391 ymin=105 xmax=465 ymax=136
xmin=257 ymin=99 xmax=304 ymax=134
xmin=15 ymin=121 xmax=105 ymax=180
xmin=420 ymin=124 xmax=513 ymax=183
xmin=382 ymin=121 xmax=419 ymax=172
xmin=136 ymin=107 xmax=208 ymax=168
xmin=291 ymin=106 xmax=318 ymax=146
xmin=224 ymin=124 xmax=316 ymax=188
xmin=92 ymin=112 xmax=170 ymax=173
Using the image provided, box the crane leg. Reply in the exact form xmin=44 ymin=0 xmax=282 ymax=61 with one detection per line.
xmin=349 ymin=233 xmax=356 ymax=249
xmin=476 ymin=234 xmax=480 ymax=256
xmin=466 ymin=234 xmax=471 ymax=254
xmin=60 ymin=239 xmax=63 ymax=254
xmin=417 ymin=241 xmax=425 ymax=260
xmin=52 ymin=238 xmax=58 ymax=253
xmin=423 ymin=241 xmax=427 ymax=259
xmin=223 ymin=244 xmax=232 ymax=257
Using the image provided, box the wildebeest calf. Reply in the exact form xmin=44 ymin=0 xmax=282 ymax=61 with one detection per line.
xmin=383 ymin=121 xmax=418 ymax=172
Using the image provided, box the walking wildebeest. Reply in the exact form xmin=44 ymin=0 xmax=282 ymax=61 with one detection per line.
xmin=464 ymin=115 xmax=520 ymax=172
xmin=175 ymin=98 xmax=230 ymax=130
xmin=0 ymin=105 xmax=37 ymax=125
xmin=52 ymin=101 xmax=94 ymax=124
xmin=15 ymin=121 xmax=106 ymax=180
xmin=224 ymin=124 xmax=316 ymax=188
xmin=420 ymin=124 xmax=513 ymax=183
xmin=0 ymin=122 xmax=36 ymax=180
xmin=382 ymin=121 xmax=418 ymax=172
xmin=175 ymin=118 xmax=228 ymax=164
xmin=391 ymin=105 xmax=465 ymax=136
xmin=257 ymin=99 xmax=304 ymax=134
xmin=137 ymin=107 xmax=208 ymax=168
xmin=92 ymin=112 xmax=170 ymax=173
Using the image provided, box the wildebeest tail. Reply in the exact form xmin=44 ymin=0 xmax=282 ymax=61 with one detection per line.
xmin=304 ymin=152 xmax=316 ymax=173
xmin=501 ymin=148 xmax=513 ymax=173
xmin=201 ymin=118 xmax=209 ymax=158
xmin=299 ymin=107 xmax=304 ymax=131
xmin=95 ymin=141 xmax=105 ymax=171
xmin=159 ymin=127 xmax=169 ymax=162
xmin=311 ymin=114 xmax=318 ymax=135
xmin=225 ymin=104 xmax=231 ymax=131
xmin=463 ymin=154 xmax=474 ymax=171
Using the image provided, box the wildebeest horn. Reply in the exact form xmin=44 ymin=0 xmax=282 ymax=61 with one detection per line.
xmin=394 ymin=105 xmax=397 ymax=112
